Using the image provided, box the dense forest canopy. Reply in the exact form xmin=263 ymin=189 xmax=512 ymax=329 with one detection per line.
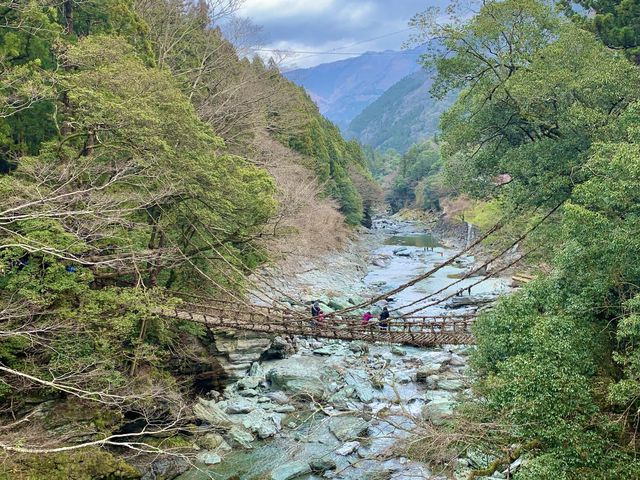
xmin=4 ymin=0 xmax=640 ymax=478
xmin=0 ymin=1 xmax=377 ymax=476
xmin=562 ymin=0 xmax=640 ymax=63
xmin=401 ymin=0 xmax=640 ymax=477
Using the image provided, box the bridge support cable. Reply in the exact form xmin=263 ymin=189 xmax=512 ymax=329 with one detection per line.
xmin=136 ymin=197 xmax=284 ymax=315
xmin=400 ymin=248 xmax=536 ymax=317
xmin=171 ymin=202 xmax=316 ymax=311
xmin=390 ymin=200 xmax=564 ymax=316
xmin=141 ymin=197 xmax=294 ymax=313
xmin=322 ymin=196 xmax=562 ymax=318
xmin=312 ymin=198 xmax=540 ymax=319
xmin=314 ymin=219 xmax=505 ymax=318
xmin=171 ymin=205 xmax=296 ymax=310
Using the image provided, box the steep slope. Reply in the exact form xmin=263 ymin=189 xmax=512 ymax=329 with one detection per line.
xmin=346 ymin=70 xmax=455 ymax=153
xmin=284 ymin=48 xmax=424 ymax=130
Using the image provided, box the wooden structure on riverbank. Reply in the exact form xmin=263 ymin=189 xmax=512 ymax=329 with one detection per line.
xmin=159 ymin=298 xmax=476 ymax=347
xmin=511 ymin=273 xmax=535 ymax=287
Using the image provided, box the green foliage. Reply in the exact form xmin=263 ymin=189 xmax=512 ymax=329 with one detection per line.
xmin=412 ymin=0 xmax=640 ymax=475
xmin=0 ymin=0 xmax=374 ymax=470
xmin=0 ymin=1 xmax=281 ymax=461
xmin=66 ymin=0 xmax=150 ymax=50
xmin=386 ymin=141 xmax=442 ymax=212
xmin=0 ymin=448 xmax=140 ymax=480
xmin=347 ymin=70 xmax=455 ymax=153
xmin=562 ymin=0 xmax=640 ymax=63
xmin=363 ymin=146 xmax=401 ymax=179
xmin=0 ymin=0 xmax=152 ymax=172
xmin=419 ymin=0 xmax=640 ymax=208
xmin=0 ymin=1 xmax=59 ymax=170
xmin=283 ymin=93 xmax=370 ymax=224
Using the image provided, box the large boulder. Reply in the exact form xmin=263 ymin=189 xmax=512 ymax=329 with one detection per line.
xmin=249 ymin=361 xmax=265 ymax=377
xmin=237 ymin=376 xmax=262 ymax=390
xmin=348 ymin=341 xmax=369 ymax=354
xmin=344 ymin=369 xmax=376 ymax=402
xmin=267 ymin=357 xmax=330 ymax=398
xmin=227 ymin=425 xmax=254 ymax=448
xmin=391 ymin=346 xmax=406 ymax=356
xmin=449 ymin=354 xmax=467 ymax=367
xmin=335 ymin=441 xmax=360 ymax=456
xmin=196 ymin=433 xmax=226 ymax=450
xmin=438 ymin=378 xmax=465 ymax=391
xmin=415 ymin=366 xmax=437 ymax=382
xmin=422 ymin=399 xmax=455 ymax=425
xmin=225 ymin=398 xmax=256 ymax=414
xmin=242 ymin=409 xmax=282 ymax=439
xmin=262 ymin=336 xmax=295 ymax=360
xmin=141 ymin=457 xmax=189 ymax=480
xmin=328 ymin=416 xmax=369 ymax=442
xmin=270 ymin=461 xmax=312 ymax=480
xmin=195 ymin=452 xmax=222 ymax=465
xmin=309 ymin=458 xmax=337 ymax=472
xmin=416 ymin=372 xmax=439 ymax=389
xmin=193 ymin=398 xmax=232 ymax=428
xmin=215 ymin=332 xmax=274 ymax=380
xmin=313 ymin=344 xmax=345 ymax=356
xmin=266 ymin=391 xmax=290 ymax=405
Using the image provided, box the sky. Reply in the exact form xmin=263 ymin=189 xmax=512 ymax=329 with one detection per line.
xmin=236 ymin=0 xmax=447 ymax=69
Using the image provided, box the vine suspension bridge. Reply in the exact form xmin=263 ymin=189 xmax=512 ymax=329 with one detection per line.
xmin=160 ymin=297 xmax=478 ymax=347
xmin=158 ymin=202 xmax=559 ymax=347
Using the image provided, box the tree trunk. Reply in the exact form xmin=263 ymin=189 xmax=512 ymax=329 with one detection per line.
xmin=63 ymin=1 xmax=74 ymax=35
xmin=147 ymin=230 xmax=165 ymax=287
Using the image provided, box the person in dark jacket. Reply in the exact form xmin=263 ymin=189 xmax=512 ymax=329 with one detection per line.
xmin=311 ymin=301 xmax=324 ymax=326
xmin=379 ymin=306 xmax=390 ymax=330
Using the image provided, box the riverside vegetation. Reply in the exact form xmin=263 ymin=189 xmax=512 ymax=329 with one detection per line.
xmin=387 ymin=0 xmax=640 ymax=478
xmin=0 ymin=0 xmax=378 ymax=477
xmin=3 ymin=0 xmax=640 ymax=480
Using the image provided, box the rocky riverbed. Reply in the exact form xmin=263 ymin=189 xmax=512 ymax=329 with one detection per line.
xmin=176 ymin=216 xmax=512 ymax=480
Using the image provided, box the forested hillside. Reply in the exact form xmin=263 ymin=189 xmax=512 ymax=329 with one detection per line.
xmin=347 ymin=70 xmax=454 ymax=153
xmin=404 ymin=0 xmax=640 ymax=477
xmin=364 ymin=142 xmax=445 ymax=213
xmin=0 ymin=1 xmax=375 ymax=476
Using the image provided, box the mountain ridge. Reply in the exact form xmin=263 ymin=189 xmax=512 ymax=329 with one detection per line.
xmin=284 ymin=47 xmax=425 ymax=130
xmin=346 ymin=70 xmax=455 ymax=152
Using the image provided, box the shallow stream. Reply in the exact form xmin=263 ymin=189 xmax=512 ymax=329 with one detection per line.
xmin=178 ymin=218 xmax=509 ymax=480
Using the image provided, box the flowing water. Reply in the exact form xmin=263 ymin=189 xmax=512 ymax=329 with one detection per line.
xmin=179 ymin=219 xmax=510 ymax=480
xmin=383 ymin=233 xmax=441 ymax=248
xmin=368 ymin=222 xmax=508 ymax=317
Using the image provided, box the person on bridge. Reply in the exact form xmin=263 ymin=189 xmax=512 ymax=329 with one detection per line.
xmin=379 ymin=306 xmax=390 ymax=330
xmin=362 ymin=311 xmax=373 ymax=325
xmin=311 ymin=301 xmax=324 ymax=327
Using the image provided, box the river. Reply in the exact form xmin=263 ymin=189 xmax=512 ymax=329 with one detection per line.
xmin=177 ymin=217 xmax=510 ymax=480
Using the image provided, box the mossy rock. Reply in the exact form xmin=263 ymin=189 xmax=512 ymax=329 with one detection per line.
xmin=1 ymin=449 xmax=139 ymax=480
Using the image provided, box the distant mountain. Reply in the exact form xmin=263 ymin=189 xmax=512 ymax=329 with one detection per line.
xmin=346 ymin=70 xmax=455 ymax=153
xmin=284 ymin=48 xmax=424 ymax=131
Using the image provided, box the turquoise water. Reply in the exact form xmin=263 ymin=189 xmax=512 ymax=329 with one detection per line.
xmin=383 ymin=234 xmax=441 ymax=248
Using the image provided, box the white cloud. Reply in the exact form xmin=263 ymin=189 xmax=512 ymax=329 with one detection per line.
xmin=250 ymin=39 xmax=362 ymax=69
xmin=239 ymin=0 xmax=335 ymax=20
xmin=235 ymin=0 xmax=443 ymax=67
xmin=339 ymin=2 xmax=376 ymax=23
